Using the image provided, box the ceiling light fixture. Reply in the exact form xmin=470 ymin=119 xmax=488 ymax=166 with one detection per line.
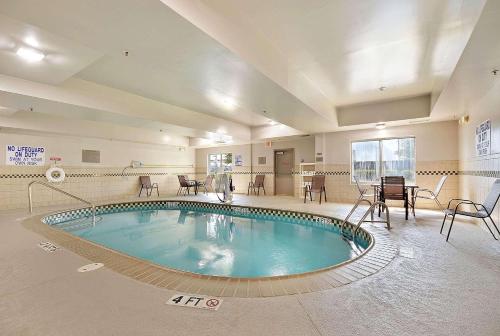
xmin=378 ymin=86 xmax=387 ymax=91
xmin=268 ymin=120 xmax=278 ymax=126
xmin=16 ymin=47 xmax=45 ymax=62
xmin=375 ymin=122 xmax=386 ymax=129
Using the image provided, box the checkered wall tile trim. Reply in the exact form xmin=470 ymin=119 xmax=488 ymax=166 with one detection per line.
xmin=0 ymin=171 xmax=190 ymax=179
xmin=460 ymin=170 xmax=500 ymax=178
xmin=416 ymin=170 xmax=459 ymax=176
xmin=42 ymin=200 xmax=372 ymax=248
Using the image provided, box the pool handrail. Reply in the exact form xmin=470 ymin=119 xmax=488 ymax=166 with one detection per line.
xmin=341 ymin=198 xmax=390 ymax=238
xmin=28 ymin=181 xmax=96 ymax=224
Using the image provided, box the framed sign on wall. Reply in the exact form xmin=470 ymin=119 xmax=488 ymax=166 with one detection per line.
xmin=475 ymin=120 xmax=491 ymax=156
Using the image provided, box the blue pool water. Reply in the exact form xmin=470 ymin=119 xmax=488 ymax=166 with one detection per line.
xmin=52 ymin=208 xmax=364 ymax=277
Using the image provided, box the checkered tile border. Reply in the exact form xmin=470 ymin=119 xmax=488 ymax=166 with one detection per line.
xmin=416 ymin=170 xmax=459 ymax=176
xmin=42 ymin=200 xmax=372 ymax=248
xmin=0 ymin=171 xmax=189 ymax=179
xmin=459 ymin=170 xmax=500 ymax=178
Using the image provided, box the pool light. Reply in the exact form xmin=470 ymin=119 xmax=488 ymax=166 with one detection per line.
xmin=16 ymin=47 xmax=45 ymax=62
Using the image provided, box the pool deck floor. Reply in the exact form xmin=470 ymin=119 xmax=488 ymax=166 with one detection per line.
xmin=1 ymin=194 xmax=499 ymax=336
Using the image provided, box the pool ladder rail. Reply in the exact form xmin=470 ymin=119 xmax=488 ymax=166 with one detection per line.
xmin=28 ymin=181 xmax=96 ymax=225
xmin=340 ymin=199 xmax=390 ymax=239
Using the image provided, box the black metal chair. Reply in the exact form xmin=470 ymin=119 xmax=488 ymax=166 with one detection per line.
xmin=138 ymin=176 xmax=159 ymax=197
xmin=441 ymin=179 xmax=500 ymax=241
xmin=379 ymin=176 xmax=409 ymax=220
xmin=248 ymin=175 xmax=266 ymax=195
xmin=304 ymin=175 xmax=327 ymax=204
xmin=177 ymin=175 xmax=196 ymax=195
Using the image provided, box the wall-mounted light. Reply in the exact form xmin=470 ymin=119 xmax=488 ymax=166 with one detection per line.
xmin=458 ymin=115 xmax=469 ymax=125
xmin=16 ymin=47 xmax=45 ymax=62
xmin=375 ymin=122 xmax=386 ymax=129
xmin=378 ymin=86 xmax=387 ymax=91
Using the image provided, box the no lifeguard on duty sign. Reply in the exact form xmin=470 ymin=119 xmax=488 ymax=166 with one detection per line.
xmin=166 ymin=294 xmax=223 ymax=311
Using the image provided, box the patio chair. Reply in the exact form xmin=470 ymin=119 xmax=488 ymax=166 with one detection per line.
xmin=198 ymin=175 xmax=214 ymax=194
xmin=354 ymin=176 xmax=375 ymax=201
xmin=440 ymin=179 xmax=500 ymax=241
xmin=248 ymin=175 xmax=266 ymax=195
xmin=138 ymin=176 xmax=159 ymax=197
xmin=379 ymin=176 xmax=409 ymax=220
xmin=177 ymin=175 xmax=195 ymax=195
xmin=413 ymin=175 xmax=447 ymax=212
xmin=304 ymin=175 xmax=327 ymax=204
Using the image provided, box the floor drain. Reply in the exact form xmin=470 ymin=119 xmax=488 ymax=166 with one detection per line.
xmin=78 ymin=263 xmax=104 ymax=272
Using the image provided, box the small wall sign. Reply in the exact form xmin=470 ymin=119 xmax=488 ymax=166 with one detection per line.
xmin=475 ymin=120 xmax=491 ymax=156
xmin=6 ymin=145 xmax=45 ymax=166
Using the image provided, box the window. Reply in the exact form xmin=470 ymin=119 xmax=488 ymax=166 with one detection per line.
xmin=351 ymin=137 xmax=415 ymax=183
xmin=208 ymin=153 xmax=232 ymax=174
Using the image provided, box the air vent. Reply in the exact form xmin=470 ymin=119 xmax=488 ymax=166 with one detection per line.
xmin=82 ymin=149 xmax=100 ymax=163
xmin=258 ymin=157 xmax=266 ymax=165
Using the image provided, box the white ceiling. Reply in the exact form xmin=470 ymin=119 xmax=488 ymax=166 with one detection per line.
xmin=0 ymin=0 xmax=330 ymax=131
xmin=0 ymin=0 xmax=492 ymax=146
xmin=199 ymin=0 xmax=485 ymax=108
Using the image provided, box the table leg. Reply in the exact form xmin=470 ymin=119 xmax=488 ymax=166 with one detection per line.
xmin=411 ymin=187 xmax=416 ymax=216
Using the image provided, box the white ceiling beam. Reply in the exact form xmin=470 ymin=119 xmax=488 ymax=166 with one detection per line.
xmin=0 ymin=74 xmax=251 ymax=141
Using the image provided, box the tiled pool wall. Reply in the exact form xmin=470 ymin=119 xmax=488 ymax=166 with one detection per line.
xmin=42 ymin=200 xmax=372 ymax=249
xmin=0 ymin=165 xmax=194 ymax=210
xmin=196 ymin=160 xmax=459 ymax=209
xmin=1 ymin=159 xmax=458 ymax=211
xmin=459 ymin=154 xmax=500 ymax=225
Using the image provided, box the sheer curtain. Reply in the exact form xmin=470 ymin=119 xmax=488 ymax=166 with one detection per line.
xmin=351 ymin=137 xmax=415 ymax=183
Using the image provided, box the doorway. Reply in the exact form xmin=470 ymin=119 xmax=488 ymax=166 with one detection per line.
xmin=274 ymin=149 xmax=294 ymax=196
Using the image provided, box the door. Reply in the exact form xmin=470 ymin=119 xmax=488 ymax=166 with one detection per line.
xmin=274 ymin=149 xmax=294 ymax=196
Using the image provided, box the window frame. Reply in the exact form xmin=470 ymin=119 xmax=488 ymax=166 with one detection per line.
xmin=207 ymin=152 xmax=233 ymax=174
xmin=350 ymin=136 xmax=416 ymax=184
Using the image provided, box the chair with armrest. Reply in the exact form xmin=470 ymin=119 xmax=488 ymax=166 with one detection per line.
xmin=414 ymin=175 xmax=447 ymax=212
xmin=304 ymin=175 xmax=327 ymax=204
xmin=379 ymin=176 xmax=409 ymax=220
xmin=440 ymin=179 xmax=500 ymax=241
xmin=138 ymin=176 xmax=159 ymax=197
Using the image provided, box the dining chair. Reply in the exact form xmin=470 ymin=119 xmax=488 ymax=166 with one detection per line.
xmin=413 ymin=175 xmax=447 ymax=211
xmin=441 ymin=179 xmax=500 ymax=241
xmin=379 ymin=176 xmax=409 ymax=220
xmin=304 ymin=175 xmax=327 ymax=204
xmin=248 ymin=175 xmax=266 ymax=195
xmin=138 ymin=176 xmax=159 ymax=197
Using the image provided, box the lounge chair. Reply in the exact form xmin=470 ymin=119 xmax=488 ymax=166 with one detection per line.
xmin=177 ymin=175 xmax=196 ymax=195
xmin=413 ymin=175 xmax=447 ymax=212
xmin=354 ymin=176 xmax=375 ymax=201
xmin=138 ymin=176 xmax=159 ymax=197
xmin=440 ymin=179 xmax=500 ymax=241
xmin=304 ymin=175 xmax=327 ymax=204
xmin=198 ymin=175 xmax=214 ymax=194
xmin=248 ymin=175 xmax=265 ymax=195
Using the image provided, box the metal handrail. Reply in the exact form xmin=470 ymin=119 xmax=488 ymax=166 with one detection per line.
xmin=341 ymin=198 xmax=390 ymax=238
xmin=28 ymin=181 xmax=96 ymax=224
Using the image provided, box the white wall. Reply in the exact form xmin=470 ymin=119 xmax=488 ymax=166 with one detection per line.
xmin=316 ymin=120 xmax=458 ymax=164
xmin=0 ymin=131 xmax=195 ymax=210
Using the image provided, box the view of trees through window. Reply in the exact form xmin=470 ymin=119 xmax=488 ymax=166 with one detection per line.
xmin=208 ymin=153 xmax=233 ymax=174
xmin=351 ymin=137 xmax=416 ymax=183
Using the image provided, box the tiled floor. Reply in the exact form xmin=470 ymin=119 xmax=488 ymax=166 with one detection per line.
xmin=1 ymin=194 xmax=499 ymax=335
